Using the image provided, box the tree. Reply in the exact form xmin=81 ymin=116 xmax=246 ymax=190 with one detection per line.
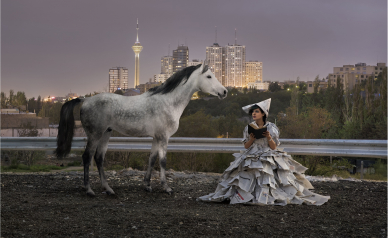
xmin=290 ymin=77 xmax=300 ymax=115
xmin=114 ymin=90 xmax=124 ymax=95
xmin=14 ymin=91 xmax=27 ymax=112
xmin=197 ymin=91 xmax=210 ymax=98
xmin=174 ymin=110 xmax=218 ymax=137
xmin=277 ymin=106 xmax=335 ymax=139
xmin=28 ymin=97 xmax=36 ymax=113
xmin=268 ymin=82 xmax=281 ymax=92
xmin=38 ymin=103 xmax=50 ymax=117
xmin=9 ymin=90 xmax=14 ymax=106
xmin=298 ymin=82 xmax=307 ymax=92
xmin=48 ymin=102 xmax=63 ymax=124
xmin=243 ymin=87 xmax=248 ymax=94
xmin=313 ymin=75 xmax=320 ymax=94
xmin=212 ymin=114 xmax=246 ymax=138
xmin=36 ymin=96 xmax=42 ymax=115
xmin=17 ymin=122 xmax=42 ymax=137
xmin=1 ymin=92 xmax=8 ymax=108
xmin=228 ymin=87 xmax=239 ymax=96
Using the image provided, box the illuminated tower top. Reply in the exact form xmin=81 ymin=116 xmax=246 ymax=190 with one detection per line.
xmin=132 ymin=18 xmax=143 ymax=50
xmin=132 ymin=18 xmax=143 ymax=88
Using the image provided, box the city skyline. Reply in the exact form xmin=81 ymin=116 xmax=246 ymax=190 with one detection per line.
xmin=2 ymin=0 xmax=387 ymax=98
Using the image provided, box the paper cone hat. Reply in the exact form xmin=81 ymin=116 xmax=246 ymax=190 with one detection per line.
xmin=242 ymin=98 xmax=271 ymax=116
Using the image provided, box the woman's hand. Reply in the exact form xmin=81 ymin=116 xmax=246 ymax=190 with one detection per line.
xmin=263 ymin=131 xmax=272 ymax=140
xmin=244 ymin=133 xmax=256 ymax=149
xmin=263 ymin=131 xmax=276 ymax=150
xmin=249 ymin=133 xmax=256 ymax=141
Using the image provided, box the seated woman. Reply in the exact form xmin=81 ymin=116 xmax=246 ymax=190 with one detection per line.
xmin=198 ymin=98 xmax=330 ymax=206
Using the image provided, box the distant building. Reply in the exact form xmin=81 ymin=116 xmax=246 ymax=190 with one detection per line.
xmin=154 ymin=74 xmax=170 ymax=83
xmin=66 ymin=92 xmax=78 ymax=99
xmin=173 ymin=45 xmax=189 ymax=73
xmin=206 ymin=43 xmax=224 ymax=84
xmin=224 ymin=44 xmax=246 ymax=87
xmin=123 ymin=88 xmax=141 ymax=96
xmin=187 ymin=59 xmax=202 ymax=67
xmin=137 ymin=82 xmax=163 ymax=94
xmin=109 ymin=67 xmax=129 ymax=93
xmin=327 ymin=62 xmax=386 ymax=91
xmin=247 ymin=81 xmax=269 ymax=91
xmin=161 ymin=56 xmax=173 ymax=75
xmin=245 ymin=61 xmax=263 ymax=86
xmin=306 ymin=80 xmax=329 ymax=93
xmin=52 ymin=97 xmax=66 ymax=103
xmin=1 ymin=108 xmax=19 ymax=114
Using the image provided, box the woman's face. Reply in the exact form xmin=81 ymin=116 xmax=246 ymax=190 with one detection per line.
xmin=251 ymin=108 xmax=264 ymax=121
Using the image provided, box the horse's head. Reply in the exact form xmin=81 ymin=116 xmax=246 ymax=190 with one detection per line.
xmin=195 ymin=62 xmax=228 ymax=99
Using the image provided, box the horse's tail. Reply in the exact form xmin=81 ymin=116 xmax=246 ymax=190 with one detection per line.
xmin=55 ymin=98 xmax=84 ymax=158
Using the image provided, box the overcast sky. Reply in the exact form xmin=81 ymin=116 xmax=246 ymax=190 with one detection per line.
xmin=2 ymin=0 xmax=387 ymax=99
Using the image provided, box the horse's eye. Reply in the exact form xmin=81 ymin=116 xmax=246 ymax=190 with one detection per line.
xmin=207 ymin=75 xmax=211 ymax=79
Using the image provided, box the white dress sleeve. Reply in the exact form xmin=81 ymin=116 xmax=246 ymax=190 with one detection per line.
xmin=241 ymin=125 xmax=249 ymax=145
xmin=268 ymin=122 xmax=281 ymax=146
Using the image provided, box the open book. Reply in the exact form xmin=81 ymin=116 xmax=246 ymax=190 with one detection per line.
xmin=248 ymin=122 xmax=267 ymax=139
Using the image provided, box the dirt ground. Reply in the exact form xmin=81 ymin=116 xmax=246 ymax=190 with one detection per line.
xmin=1 ymin=169 xmax=387 ymax=238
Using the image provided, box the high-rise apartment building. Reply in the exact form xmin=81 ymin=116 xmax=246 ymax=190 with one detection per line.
xmin=154 ymin=74 xmax=170 ymax=83
xmin=161 ymin=56 xmax=173 ymax=75
xmin=173 ymin=45 xmax=189 ymax=73
xmin=224 ymin=44 xmax=246 ymax=87
xmin=109 ymin=67 xmax=128 ymax=93
xmin=245 ymin=61 xmax=263 ymax=85
xmin=187 ymin=59 xmax=202 ymax=67
xmin=327 ymin=62 xmax=386 ymax=91
xmin=206 ymin=43 xmax=224 ymax=84
xmin=132 ymin=19 xmax=143 ymax=88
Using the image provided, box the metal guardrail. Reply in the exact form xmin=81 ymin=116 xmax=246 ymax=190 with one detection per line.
xmin=1 ymin=137 xmax=387 ymax=158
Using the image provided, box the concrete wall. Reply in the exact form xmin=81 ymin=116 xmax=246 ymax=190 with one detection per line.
xmin=1 ymin=127 xmax=86 ymax=137
xmin=1 ymin=114 xmax=49 ymax=129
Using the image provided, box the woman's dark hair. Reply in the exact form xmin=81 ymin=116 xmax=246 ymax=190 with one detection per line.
xmin=249 ymin=105 xmax=267 ymax=123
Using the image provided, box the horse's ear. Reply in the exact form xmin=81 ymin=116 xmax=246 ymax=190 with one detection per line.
xmin=201 ymin=61 xmax=209 ymax=74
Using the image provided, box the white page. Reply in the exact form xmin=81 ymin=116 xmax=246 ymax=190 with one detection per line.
xmin=256 ymin=186 xmax=270 ymax=204
xmin=277 ymin=170 xmax=290 ymax=186
xmin=238 ymin=171 xmax=255 ymax=192
xmin=273 ymin=156 xmax=290 ymax=170
xmin=262 ymin=162 xmax=274 ymax=176
xmin=249 ymin=159 xmax=264 ymax=169
xmin=230 ymin=188 xmax=254 ymax=204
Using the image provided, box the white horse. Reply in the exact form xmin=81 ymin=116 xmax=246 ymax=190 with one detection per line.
xmin=55 ymin=63 xmax=227 ymax=196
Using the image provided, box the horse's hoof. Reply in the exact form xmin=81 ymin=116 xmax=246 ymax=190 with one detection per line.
xmin=86 ymin=191 xmax=95 ymax=197
xmin=104 ymin=190 xmax=115 ymax=195
xmin=144 ymin=186 xmax=152 ymax=192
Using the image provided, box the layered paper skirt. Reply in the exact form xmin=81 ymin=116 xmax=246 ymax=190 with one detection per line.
xmin=198 ymin=147 xmax=330 ymax=206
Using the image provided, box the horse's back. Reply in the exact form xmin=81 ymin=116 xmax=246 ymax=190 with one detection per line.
xmin=80 ymin=93 xmax=153 ymax=135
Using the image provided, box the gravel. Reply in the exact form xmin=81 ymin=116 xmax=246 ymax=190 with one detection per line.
xmin=1 ymin=169 xmax=387 ymax=237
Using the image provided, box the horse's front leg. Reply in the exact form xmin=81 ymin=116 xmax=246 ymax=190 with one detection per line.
xmin=144 ymin=140 xmax=158 ymax=192
xmin=158 ymin=141 xmax=172 ymax=194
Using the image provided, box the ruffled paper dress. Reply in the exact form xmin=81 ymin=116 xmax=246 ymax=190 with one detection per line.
xmin=198 ymin=121 xmax=330 ymax=206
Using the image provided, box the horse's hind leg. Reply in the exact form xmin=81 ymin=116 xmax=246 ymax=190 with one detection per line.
xmin=144 ymin=140 xmax=158 ymax=192
xmin=158 ymin=140 xmax=172 ymax=194
xmin=82 ymin=141 xmax=98 ymax=196
xmin=94 ymin=130 xmax=114 ymax=195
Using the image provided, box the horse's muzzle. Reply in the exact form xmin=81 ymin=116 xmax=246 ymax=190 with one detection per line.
xmin=218 ymin=90 xmax=228 ymax=99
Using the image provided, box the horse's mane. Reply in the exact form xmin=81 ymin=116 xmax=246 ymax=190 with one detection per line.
xmin=148 ymin=64 xmax=205 ymax=96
